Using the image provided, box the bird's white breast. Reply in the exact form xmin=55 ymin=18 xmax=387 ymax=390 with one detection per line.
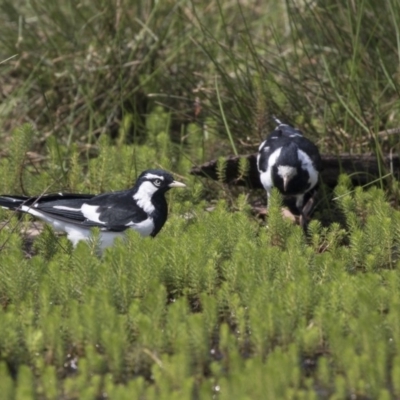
xmin=126 ymin=217 xmax=154 ymax=237
xmin=277 ymin=165 xmax=297 ymax=181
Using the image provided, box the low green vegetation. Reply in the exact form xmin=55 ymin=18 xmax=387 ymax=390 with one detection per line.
xmin=1 ymin=0 xmax=400 ymax=399
xmin=1 ymin=122 xmax=400 ymax=399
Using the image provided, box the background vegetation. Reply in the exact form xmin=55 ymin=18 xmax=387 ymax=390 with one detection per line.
xmin=1 ymin=0 xmax=400 ymax=398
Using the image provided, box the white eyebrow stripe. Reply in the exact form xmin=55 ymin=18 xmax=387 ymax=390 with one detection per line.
xmin=144 ymin=173 xmax=164 ymax=180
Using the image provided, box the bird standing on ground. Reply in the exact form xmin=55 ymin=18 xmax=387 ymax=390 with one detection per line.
xmin=257 ymin=118 xmax=322 ymax=229
xmin=0 ymin=169 xmax=186 ymax=250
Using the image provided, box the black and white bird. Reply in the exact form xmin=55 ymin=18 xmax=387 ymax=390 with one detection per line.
xmin=0 ymin=169 xmax=186 ymax=250
xmin=257 ymin=118 xmax=322 ymax=228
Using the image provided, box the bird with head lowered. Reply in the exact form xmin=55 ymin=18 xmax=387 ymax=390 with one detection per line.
xmin=0 ymin=169 xmax=186 ymax=250
xmin=257 ymin=118 xmax=322 ymax=229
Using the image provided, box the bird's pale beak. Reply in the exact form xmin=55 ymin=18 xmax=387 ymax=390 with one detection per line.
xmin=283 ymin=177 xmax=288 ymax=192
xmin=169 ymin=180 xmax=186 ymax=188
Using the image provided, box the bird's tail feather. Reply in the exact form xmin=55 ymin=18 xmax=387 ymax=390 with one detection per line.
xmin=0 ymin=195 xmax=29 ymax=210
xmin=272 ymin=115 xmax=282 ymax=125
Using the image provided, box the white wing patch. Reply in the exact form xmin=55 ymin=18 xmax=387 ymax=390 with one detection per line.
xmin=259 ymin=147 xmax=282 ymax=195
xmin=81 ymin=203 xmax=105 ymax=224
xmin=53 ymin=205 xmax=81 ymax=211
xmin=298 ymin=149 xmax=319 ymax=189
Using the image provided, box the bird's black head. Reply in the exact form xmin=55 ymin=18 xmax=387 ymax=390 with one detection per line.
xmin=277 ymin=142 xmax=299 ymax=167
xmin=133 ymin=169 xmax=186 ymax=237
xmin=275 ymin=142 xmax=301 ymax=192
xmin=135 ymin=169 xmax=186 ymax=195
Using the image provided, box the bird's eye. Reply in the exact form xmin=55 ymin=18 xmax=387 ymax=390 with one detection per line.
xmin=153 ymin=179 xmax=162 ymax=187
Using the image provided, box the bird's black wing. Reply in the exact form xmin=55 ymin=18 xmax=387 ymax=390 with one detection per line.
xmin=293 ymin=136 xmax=323 ymax=172
xmin=20 ymin=191 xmax=148 ymax=232
xmin=0 ymin=193 xmax=95 ymax=220
xmin=21 ymin=193 xmax=97 ymax=224
xmin=257 ymin=147 xmax=272 ymax=173
xmin=81 ymin=191 xmax=149 ymax=231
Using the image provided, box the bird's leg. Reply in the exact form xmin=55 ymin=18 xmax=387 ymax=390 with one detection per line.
xmin=302 ymin=194 xmax=316 ymax=217
xmin=299 ymin=193 xmax=316 ymax=231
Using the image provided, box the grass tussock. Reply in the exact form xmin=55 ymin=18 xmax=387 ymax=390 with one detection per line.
xmin=0 ymin=0 xmax=399 ymax=157
xmin=1 ymin=0 xmax=400 ymax=398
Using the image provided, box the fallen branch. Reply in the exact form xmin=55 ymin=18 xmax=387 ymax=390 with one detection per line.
xmin=190 ymin=153 xmax=399 ymax=188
